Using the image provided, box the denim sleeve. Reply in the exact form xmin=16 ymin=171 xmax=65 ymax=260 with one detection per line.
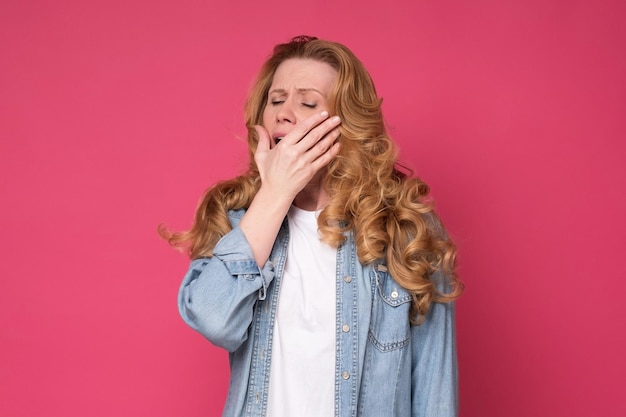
xmin=178 ymin=226 xmax=275 ymax=352
xmin=411 ymin=270 xmax=459 ymax=417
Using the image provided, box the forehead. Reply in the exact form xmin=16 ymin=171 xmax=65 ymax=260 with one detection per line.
xmin=270 ymin=58 xmax=337 ymax=92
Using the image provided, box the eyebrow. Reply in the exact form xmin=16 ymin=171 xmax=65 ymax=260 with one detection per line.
xmin=268 ymin=88 xmax=326 ymax=97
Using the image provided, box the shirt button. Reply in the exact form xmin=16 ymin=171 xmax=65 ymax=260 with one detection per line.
xmin=342 ymin=371 xmax=350 ymax=380
xmin=342 ymin=324 xmax=350 ymax=332
xmin=344 ymin=275 xmax=352 ymax=283
xmin=391 ymin=289 xmax=399 ymax=299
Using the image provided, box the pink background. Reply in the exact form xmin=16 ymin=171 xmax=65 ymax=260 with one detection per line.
xmin=1 ymin=1 xmax=625 ymax=416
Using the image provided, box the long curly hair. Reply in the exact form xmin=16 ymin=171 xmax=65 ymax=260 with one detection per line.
xmin=161 ymin=36 xmax=463 ymax=324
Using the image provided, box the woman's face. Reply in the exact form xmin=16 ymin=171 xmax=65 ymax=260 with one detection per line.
xmin=262 ymin=58 xmax=337 ymax=144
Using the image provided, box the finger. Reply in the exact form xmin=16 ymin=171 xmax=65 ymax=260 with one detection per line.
xmin=254 ymin=125 xmax=271 ymax=152
xmin=296 ymin=115 xmax=342 ymax=152
xmin=281 ymin=111 xmax=330 ymax=145
xmin=310 ymin=141 xmax=341 ymax=172
xmin=299 ymin=128 xmax=341 ymax=172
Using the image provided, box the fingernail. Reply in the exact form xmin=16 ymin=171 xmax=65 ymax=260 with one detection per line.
xmin=321 ymin=111 xmax=329 ymax=117
xmin=331 ymin=116 xmax=341 ymax=123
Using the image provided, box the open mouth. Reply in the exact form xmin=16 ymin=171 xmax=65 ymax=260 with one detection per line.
xmin=275 ymin=137 xmax=284 ymax=144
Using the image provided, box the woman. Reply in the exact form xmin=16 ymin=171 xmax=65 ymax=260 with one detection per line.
xmin=163 ymin=36 xmax=463 ymax=417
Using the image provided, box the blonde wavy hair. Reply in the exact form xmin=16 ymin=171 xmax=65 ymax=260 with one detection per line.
xmin=161 ymin=36 xmax=462 ymax=324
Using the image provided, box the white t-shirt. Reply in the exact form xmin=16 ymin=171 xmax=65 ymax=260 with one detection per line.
xmin=266 ymin=205 xmax=337 ymax=417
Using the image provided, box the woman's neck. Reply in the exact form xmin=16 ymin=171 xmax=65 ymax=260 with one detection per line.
xmin=293 ymin=172 xmax=329 ymax=211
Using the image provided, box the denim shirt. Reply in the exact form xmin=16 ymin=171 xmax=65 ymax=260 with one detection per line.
xmin=178 ymin=209 xmax=458 ymax=417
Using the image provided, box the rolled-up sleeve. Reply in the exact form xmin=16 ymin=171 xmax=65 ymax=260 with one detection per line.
xmin=178 ymin=226 xmax=275 ymax=352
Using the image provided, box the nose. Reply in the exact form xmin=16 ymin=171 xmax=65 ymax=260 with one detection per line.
xmin=276 ymin=98 xmax=296 ymax=124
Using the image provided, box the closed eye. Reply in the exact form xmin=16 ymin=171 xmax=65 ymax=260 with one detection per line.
xmin=271 ymin=100 xmax=284 ymax=106
xmin=302 ymin=103 xmax=317 ymax=109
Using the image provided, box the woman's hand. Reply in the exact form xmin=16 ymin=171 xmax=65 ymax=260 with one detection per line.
xmin=238 ymin=111 xmax=341 ymax=267
xmin=253 ymin=111 xmax=342 ymax=203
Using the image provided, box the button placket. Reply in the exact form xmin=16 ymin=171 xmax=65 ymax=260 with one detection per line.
xmin=335 ymin=234 xmax=359 ymax=416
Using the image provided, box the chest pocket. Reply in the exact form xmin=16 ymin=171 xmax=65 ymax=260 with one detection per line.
xmin=368 ymin=264 xmax=412 ymax=352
